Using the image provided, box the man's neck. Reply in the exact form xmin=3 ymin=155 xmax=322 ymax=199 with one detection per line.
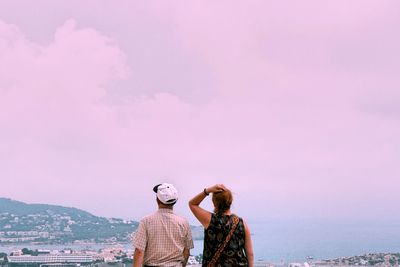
xmin=158 ymin=205 xmax=173 ymax=210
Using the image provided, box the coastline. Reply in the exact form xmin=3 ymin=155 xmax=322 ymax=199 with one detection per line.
xmin=2 ymin=242 xmax=400 ymax=265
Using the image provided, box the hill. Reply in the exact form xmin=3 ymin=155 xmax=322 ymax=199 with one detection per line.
xmin=0 ymin=198 xmax=138 ymax=244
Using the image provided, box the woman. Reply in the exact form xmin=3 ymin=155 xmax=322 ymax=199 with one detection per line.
xmin=189 ymin=184 xmax=254 ymax=267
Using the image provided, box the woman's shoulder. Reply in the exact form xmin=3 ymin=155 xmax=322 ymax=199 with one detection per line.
xmin=211 ymin=213 xmax=244 ymax=223
xmin=212 ymin=212 xmax=243 ymax=217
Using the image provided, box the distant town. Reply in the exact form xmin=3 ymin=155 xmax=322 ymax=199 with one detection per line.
xmin=0 ymin=246 xmax=203 ymax=266
xmin=316 ymin=253 xmax=400 ymax=266
xmin=0 ymin=211 xmax=136 ymax=244
xmin=1 ymin=247 xmax=400 ymax=267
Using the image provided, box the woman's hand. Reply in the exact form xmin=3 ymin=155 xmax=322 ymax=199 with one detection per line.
xmin=206 ymin=184 xmax=227 ymax=194
xmin=189 ymin=183 xmax=228 ymax=229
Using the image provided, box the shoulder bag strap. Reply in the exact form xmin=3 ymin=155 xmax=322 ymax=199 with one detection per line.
xmin=207 ymin=215 xmax=240 ymax=267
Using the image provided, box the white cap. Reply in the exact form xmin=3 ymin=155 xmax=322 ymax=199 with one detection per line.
xmin=153 ymin=183 xmax=178 ymax=205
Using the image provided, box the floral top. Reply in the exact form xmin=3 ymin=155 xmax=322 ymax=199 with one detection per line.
xmin=202 ymin=213 xmax=248 ymax=266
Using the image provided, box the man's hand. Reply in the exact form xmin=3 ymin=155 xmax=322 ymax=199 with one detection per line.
xmin=133 ymin=248 xmax=144 ymax=267
xmin=182 ymin=247 xmax=190 ymax=267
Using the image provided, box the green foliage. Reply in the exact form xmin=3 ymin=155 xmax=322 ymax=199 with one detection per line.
xmin=21 ymin=248 xmax=39 ymax=256
xmin=122 ymin=258 xmax=133 ymax=264
xmin=368 ymin=259 xmax=384 ymax=265
xmin=195 ymin=253 xmax=203 ymax=263
xmin=0 ymin=253 xmax=8 ymax=267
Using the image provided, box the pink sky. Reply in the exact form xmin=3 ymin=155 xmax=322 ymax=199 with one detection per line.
xmin=1 ymin=1 xmax=399 ymax=222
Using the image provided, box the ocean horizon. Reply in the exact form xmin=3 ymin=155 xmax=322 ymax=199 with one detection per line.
xmin=249 ymin=218 xmax=400 ymax=262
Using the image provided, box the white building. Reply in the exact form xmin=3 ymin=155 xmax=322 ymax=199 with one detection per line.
xmin=8 ymin=254 xmax=94 ymax=264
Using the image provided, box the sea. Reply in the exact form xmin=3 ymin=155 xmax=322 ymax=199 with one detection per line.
xmin=2 ymin=219 xmax=400 ymax=263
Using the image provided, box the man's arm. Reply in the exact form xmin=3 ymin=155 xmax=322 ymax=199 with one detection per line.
xmin=182 ymin=247 xmax=190 ymax=267
xmin=133 ymin=248 xmax=144 ymax=267
xmin=132 ymin=220 xmax=147 ymax=267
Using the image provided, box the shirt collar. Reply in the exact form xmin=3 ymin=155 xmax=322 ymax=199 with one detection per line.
xmin=157 ymin=208 xmax=174 ymax=213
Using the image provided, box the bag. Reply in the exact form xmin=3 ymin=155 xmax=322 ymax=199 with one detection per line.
xmin=207 ymin=215 xmax=240 ymax=267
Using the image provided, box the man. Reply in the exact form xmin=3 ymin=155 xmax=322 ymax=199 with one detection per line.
xmin=132 ymin=183 xmax=194 ymax=267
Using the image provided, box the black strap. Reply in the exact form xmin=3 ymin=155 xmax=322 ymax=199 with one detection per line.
xmin=207 ymin=215 xmax=240 ymax=267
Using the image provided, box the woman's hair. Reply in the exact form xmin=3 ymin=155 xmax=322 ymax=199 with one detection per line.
xmin=212 ymin=189 xmax=233 ymax=214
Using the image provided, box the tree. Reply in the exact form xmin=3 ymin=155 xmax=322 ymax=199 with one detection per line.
xmin=0 ymin=253 xmax=7 ymax=267
xmin=21 ymin=248 xmax=39 ymax=256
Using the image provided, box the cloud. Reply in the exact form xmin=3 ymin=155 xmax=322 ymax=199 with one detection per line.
xmin=0 ymin=18 xmax=129 ymax=205
xmin=1 ymin=1 xmax=400 ymax=221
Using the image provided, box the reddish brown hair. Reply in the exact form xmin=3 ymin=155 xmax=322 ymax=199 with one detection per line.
xmin=212 ymin=189 xmax=233 ymax=214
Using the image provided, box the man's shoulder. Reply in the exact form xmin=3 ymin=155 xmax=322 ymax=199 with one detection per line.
xmin=139 ymin=211 xmax=158 ymax=223
xmin=139 ymin=210 xmax=190 ymax=225
xmin=170 ymin=212 xmax=190 ymax=225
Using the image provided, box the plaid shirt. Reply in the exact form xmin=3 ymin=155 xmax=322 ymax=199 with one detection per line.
xmin=132 ymin=208 xmax=194 ymax=267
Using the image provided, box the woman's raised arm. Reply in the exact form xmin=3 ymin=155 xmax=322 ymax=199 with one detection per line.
xmin=188 ymin=184 xmax=226 ymax=228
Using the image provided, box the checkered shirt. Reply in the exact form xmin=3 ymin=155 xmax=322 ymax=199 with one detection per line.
xmin=132 ymin=208 xmax=194 ymax=267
